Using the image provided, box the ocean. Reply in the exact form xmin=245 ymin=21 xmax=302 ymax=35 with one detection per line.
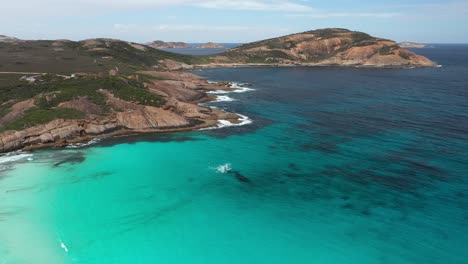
xmin=0 ymin=44 xmax=467 ymax=263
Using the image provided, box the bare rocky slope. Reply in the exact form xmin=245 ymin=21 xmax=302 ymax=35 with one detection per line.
xmin=208 ymin=28 xmax=436 ymax=67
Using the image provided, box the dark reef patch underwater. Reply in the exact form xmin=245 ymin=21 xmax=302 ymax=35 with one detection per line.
xmin=0 ymin=44 xmax=467 ymax=263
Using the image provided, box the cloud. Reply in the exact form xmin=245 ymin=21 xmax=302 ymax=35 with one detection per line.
xmin=113 ymin=23 xmax=289 ymax=32
xmin=111 ymin=23 xmax=290 ymax=42
xmin=286 ymin=12 xmax=402 ymax=19
xmin=195 ymin=0 xmax=312 ymax=11
xmin=2 ymin=0 xmax=312 ymax=12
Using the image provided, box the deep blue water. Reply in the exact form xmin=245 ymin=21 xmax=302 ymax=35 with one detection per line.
xmin=0 ymin=45 xmax=467 ymax=263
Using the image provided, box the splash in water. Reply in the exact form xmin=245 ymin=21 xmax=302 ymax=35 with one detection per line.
xmin=216 ymin=163 xmax=232 ymax=173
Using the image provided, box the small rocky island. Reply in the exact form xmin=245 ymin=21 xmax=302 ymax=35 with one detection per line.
xmin=0 ymin=28 xmax=437 ymax=153
xmin=146 ymin=41 xmax=226 ymax=49
xmin=399 ymin=42 xmax=429 ymax=48
xmin=146 ymin=41 xmax=191 ymax=49
xmin=195 ymin=42 xmax=226 ymax=49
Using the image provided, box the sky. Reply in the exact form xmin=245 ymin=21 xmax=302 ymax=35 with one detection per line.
xmin=1 ymin=0 xmax=467 ymax=43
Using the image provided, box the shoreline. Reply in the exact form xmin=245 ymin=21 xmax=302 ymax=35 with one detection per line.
xmin=0 ymin=71 xmax=254 ymax=154
xmin=192 ymin=62 xmax=439 ymax=69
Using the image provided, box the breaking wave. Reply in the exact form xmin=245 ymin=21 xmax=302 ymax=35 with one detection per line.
xmin=0 ymin=152 xmax=33 ymax=164
xmin=215 ymin=95 xmax=236 ymax=102
xmin=200 ymin=114 xmax=253 ymax=131
xmin=66 ymin=138 xmax=101 ymax=149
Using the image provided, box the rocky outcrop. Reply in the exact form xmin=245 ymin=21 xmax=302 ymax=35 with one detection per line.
xmin=157 ymin=59 xmax=194 ymax=71
xmin=148 ymin=80 xmax=208 ymax=102
xmin=0 ymin=119 xmax=119 ymax=152
xmin=57 ymin=97 xmax=103 ymax=115
xmin=0 ymin=99 xmax=35 ymax=126
xmin=116 ymin=106 xmax=190 ymax=129
xmin=138 ymin=70 xmax=203 ymax=81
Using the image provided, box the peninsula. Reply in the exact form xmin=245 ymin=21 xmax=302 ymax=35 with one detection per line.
xmin=0 ymin=28 xmax=436 ymax=153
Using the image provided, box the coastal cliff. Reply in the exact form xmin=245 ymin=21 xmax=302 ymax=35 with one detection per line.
xmin=207 ymin=28 xmax=435 ymax=67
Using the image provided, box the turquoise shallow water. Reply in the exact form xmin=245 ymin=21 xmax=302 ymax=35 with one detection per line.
xmin=1 ymin=45 xmax=468 ymax=263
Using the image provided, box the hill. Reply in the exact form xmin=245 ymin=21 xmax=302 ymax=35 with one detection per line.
xmin=0 ymin=38 xmax=210 ymax=74
xmin=208 ymin=28 xmax=435 ymax=67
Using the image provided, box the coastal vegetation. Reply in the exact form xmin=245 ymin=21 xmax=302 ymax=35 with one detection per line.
xmin=0 ymin=74 xmax=164 ymax=132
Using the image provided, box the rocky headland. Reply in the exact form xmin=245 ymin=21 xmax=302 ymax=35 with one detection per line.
xmin=0 ymin=70 xmax=244 ymax=153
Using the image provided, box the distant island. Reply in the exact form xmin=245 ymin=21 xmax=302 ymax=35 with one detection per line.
xmin=0 ymin=28 xmax=436 ymax=153
xmin=147 ymin=40 xmax=226 ymax=49
xmin=147 ymin=41 xmax=191 ymax=49
xmin=399 ymin=42 xmax=429 ymax=48
xmin=195 ymin=42 xmax=226 ymax=49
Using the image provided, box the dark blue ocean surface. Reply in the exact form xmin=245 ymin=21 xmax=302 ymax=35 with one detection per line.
xmin=0 ymin=45 xmax=467 ymax=263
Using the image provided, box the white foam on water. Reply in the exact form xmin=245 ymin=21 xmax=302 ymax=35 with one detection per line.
xmin=217 ymin=114 xmax=253 ymax=128
xmin=216 ymin=95 xmax=236 ymax=102
xmin=207 ymin=90 xmax=229 ymax=94
xmin=228 ymin=82 xmax=255 ymax=93
xmin=207 ymin=82 xmax=255 ymax=94
xmin=436 ymin=65 xmax=443 ymax=68
xmin=60 ymin=241 xmax=69 ymax=253
xmin=66 ymin=138 xmax=101 ymax=149
xmin=200 ymin=114 xmax=253 ymax=130
xmin=232 ymin=87 xmax=255 ymax=93
xmin=0 ymin=152 xmax=33 ymax=164
xmin=216 ymin=163 xmax=232 ymax=173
